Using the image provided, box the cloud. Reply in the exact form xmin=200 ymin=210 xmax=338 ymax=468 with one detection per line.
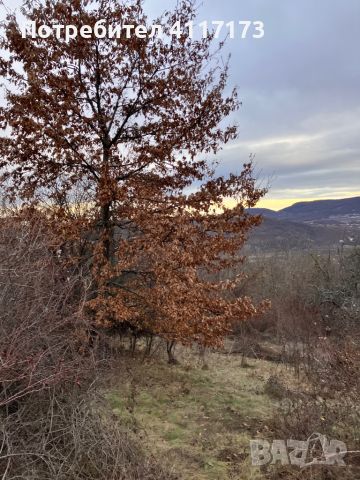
xmin=1 ymin=0 xmax=359 ymax=205
xmin=191 ymin=0 xmax=360 ymax=203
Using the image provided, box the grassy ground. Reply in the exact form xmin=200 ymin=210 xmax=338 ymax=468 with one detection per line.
xmin=105 ymin=345 xmax=296 ymax=480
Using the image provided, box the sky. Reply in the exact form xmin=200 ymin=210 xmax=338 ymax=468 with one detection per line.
xmin=1 ymin=0 xmax=359 ymax=210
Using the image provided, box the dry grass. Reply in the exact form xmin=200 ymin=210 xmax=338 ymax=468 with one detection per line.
xmin=106 ymin=345 xmax=291 ymax=480
xmin=105 ymin=341 xmax=360 ymax=480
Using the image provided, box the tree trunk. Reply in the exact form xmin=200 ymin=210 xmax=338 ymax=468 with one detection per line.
xmin=100 ymin=147 xmax=113 ymax=262
xmin=167 ymin=340 xmax=178 ymax=364
xmin=100 ymin=202 xmax=111 ymax=261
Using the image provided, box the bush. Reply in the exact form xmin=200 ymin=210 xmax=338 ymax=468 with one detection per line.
xmin=0 ymin=213 xmax=177 ymax=479
xmin=0 ymin=388 xmax=177 ymax=480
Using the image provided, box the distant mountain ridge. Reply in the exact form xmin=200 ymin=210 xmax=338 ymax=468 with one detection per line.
xmin=247 ymin=196 xmax=360 ymax=251
xmin=250 ymin=196 xmax=360 ymax=222
xmin=245 ymin=208 xmax=279 ymax=218
xmin=277 ymin=196 xmax=360 ymax=221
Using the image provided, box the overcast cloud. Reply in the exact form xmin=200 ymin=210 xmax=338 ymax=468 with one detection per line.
xmin=1 ymin=0 xmax=359 ymax=209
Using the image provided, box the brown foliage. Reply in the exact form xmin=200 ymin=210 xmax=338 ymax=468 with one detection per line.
xmin=0 ymin=0 xmax=267 ymax=347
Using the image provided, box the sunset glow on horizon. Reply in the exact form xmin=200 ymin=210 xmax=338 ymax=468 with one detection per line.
xmin=223 ymin=191 xmax=360 ymax=212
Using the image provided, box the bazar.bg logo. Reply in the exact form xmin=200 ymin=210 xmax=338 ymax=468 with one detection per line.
xmin=250 ymin=433 xmax=348 ymax=468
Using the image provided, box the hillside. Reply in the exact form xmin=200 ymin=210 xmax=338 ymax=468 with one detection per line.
xmin=107 ymin=346 xmax=293 ymax=480
xmin=247 ymin=196 xmax=360 ymax=251
xmin=246 ymin=217 xmax=347 ymax=251
xmin=245 ymin=208 xmax=279 ymax=219
xmin=278 ymin=196 xmax=360 ymax=223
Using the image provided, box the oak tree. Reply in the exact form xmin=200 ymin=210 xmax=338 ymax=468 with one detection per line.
xmin=0 ymin=0 xmax=267 ymax=348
